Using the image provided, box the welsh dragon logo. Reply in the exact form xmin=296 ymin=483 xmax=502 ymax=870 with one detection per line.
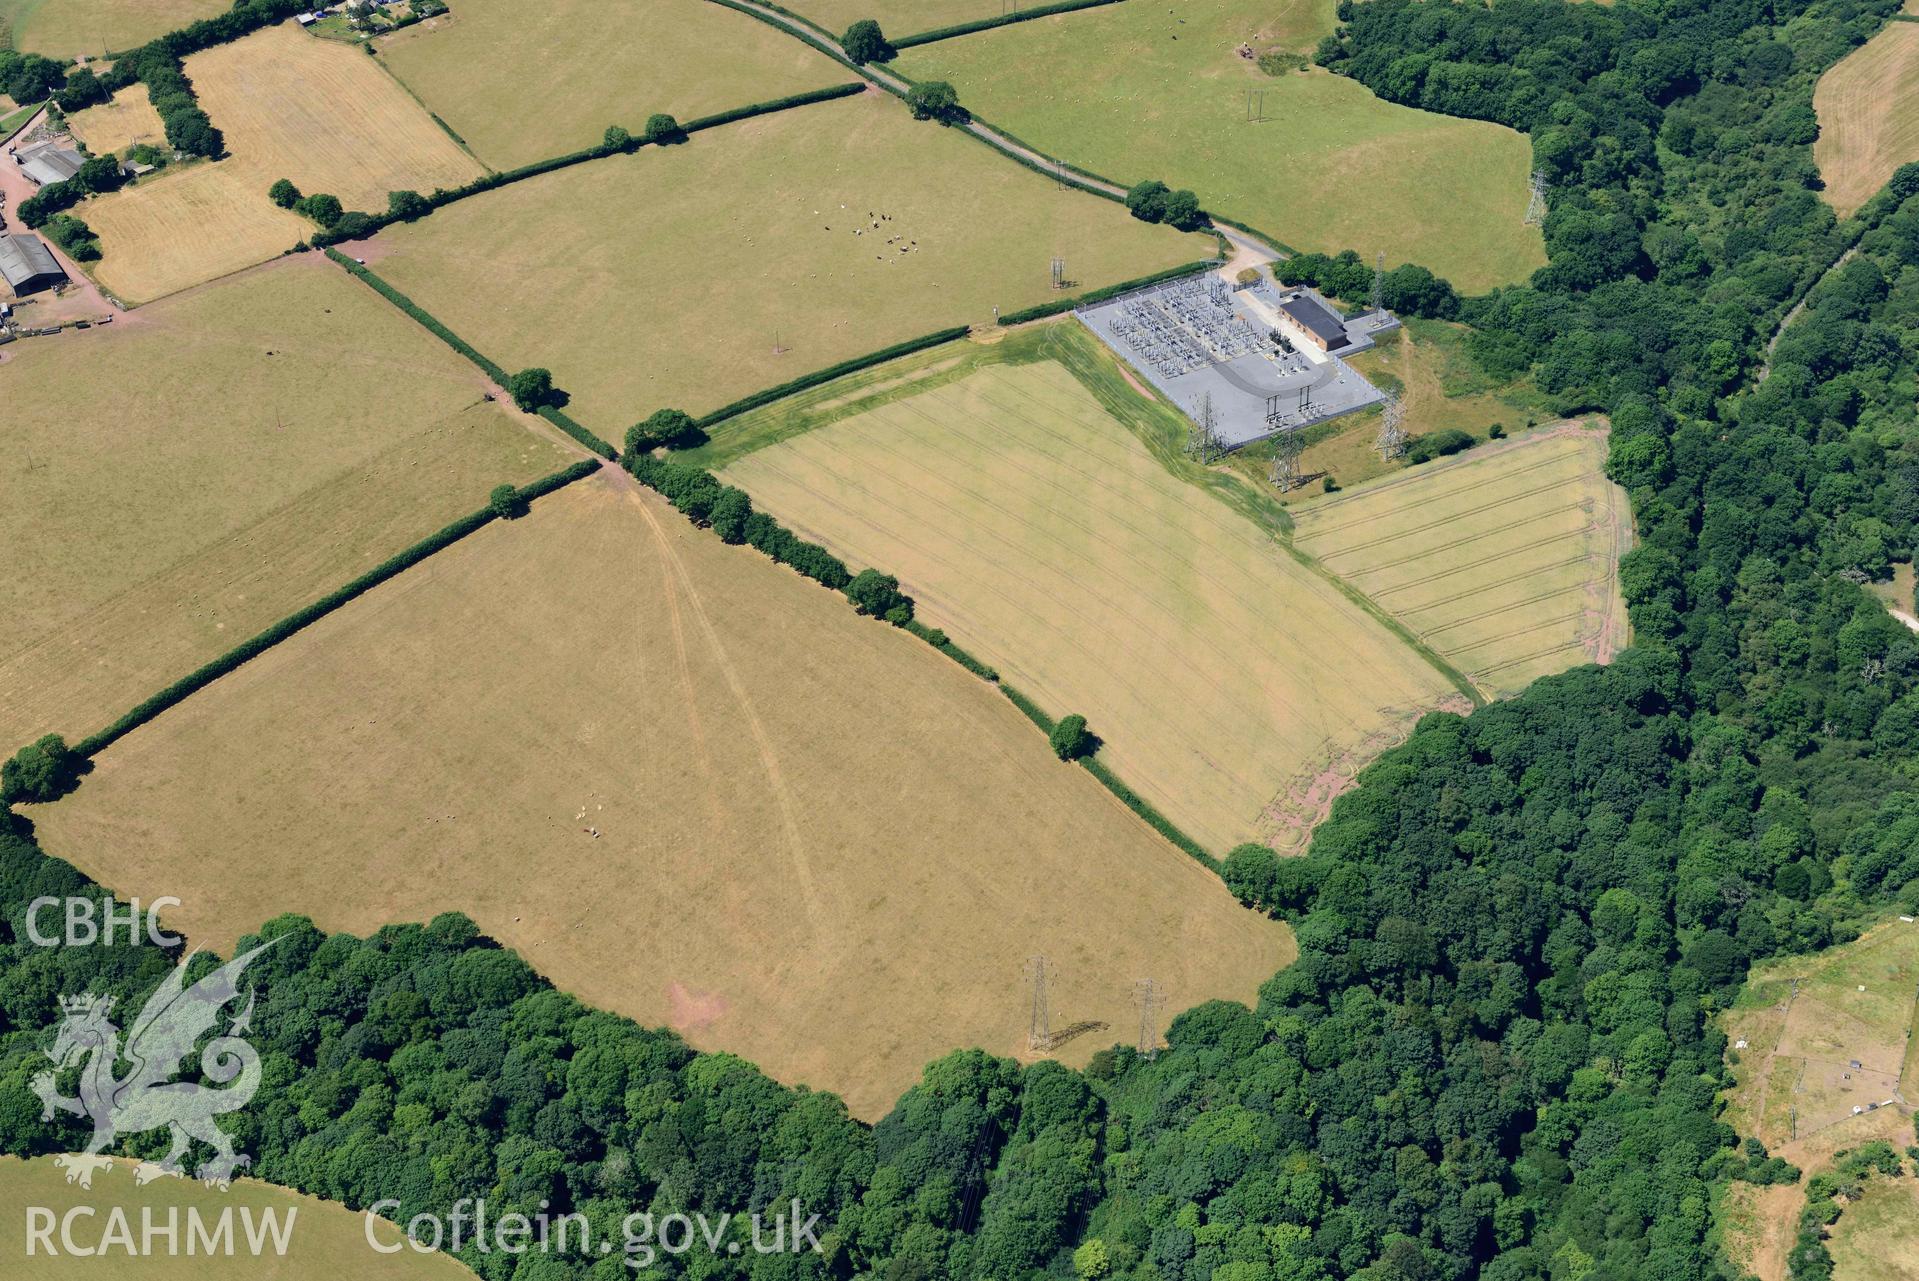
xmin=31 ymin=941 xmax=274 ymax=1191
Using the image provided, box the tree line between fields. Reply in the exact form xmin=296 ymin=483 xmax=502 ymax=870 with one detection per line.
xmin=13 ymin=0 xmax=1919 ymax=1278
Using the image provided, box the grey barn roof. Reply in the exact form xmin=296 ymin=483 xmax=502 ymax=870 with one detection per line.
xmin=19 ymin=145 xmax=84 ymax=186
xmin=0 ymin=233 xmax=66 ymax=290
xmin=1278 ymin=292 xmax=1348 ymax=346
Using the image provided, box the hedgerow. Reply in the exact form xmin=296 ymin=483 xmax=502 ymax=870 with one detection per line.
xmin=1078 ymin=756 xmax=1215 ymax=868
xmin=680 ymin=82 xmax=865 ymax=135
xmin=537 ymin=407 xmax=617 ymax=460
xmin=891 ymin=0 xmax=1125 ymax=49
xmin=69 ymin=460 xmax=600 ymax=759
xmin=296 ymin=84 xmax=866 ymax=248
xmin=996 ymin=259 xmax=1217 ymax=325
xmin=903 ymin=619 xmax=999 ymax=681
xmin=692 ymin=326 xmax=971 ymax=428
xmin=324 ymin=248 xmax=507 ymax=380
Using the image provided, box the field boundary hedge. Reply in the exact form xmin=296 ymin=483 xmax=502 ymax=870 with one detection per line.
xmin=71 ymin=460 xmax=602 ymax=759
xmin=693 ymin=326 xmax=971 ymax=428
xmin=624 ymin=452 xmax=1222 ymax=872
xmin=325 ymin=248 xmax=619 ymax=458
xmin=893 ymin=0 xmax=1126 ymax=49
xmin=295 ymin=83 xmax=865 ymax=248
xmin=997 ymin=258 xmax=1217 ymax=325
xmin=1209 ymin=215 xmax=1298 ymax=259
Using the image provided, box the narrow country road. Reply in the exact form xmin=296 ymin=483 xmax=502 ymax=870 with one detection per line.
xmin=711 ymin=0 xmax=1286 ymax=268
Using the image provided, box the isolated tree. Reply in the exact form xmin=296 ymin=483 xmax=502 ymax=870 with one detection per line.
xmin=506 ymin=367 xmax=554 ymax=412
xmin=643 ymin=113 xmax=683 ymax=144
xmin=1161 ymin=188 xmax=1204 ymax=231
xmin=387 ymin=189 xmax=431 ymax=221
xmin=488 ymin=484 xmax=527 ymax=520
xmin=625 ymin=408 xmax=698 ymax=452
xmin=1 ymin=734 xmax=81 ymax=804
xmin=295 ymin=192 xmax=345 ymax=227
xmin=1048 ymin=715 xmax=1094 ymax=761
xmin=268 ymin=177 xmax=302 ymax=208
xmin=845 ymin=569 xmax=911 ymax=619
xmin=603 ymin=124 xmax=631 ymax=151
xmin=906 ymin=80 xmax=961 ymax=122
xmin=841 ymin=18 xmax=892 ymax=64
xmin=1125 ymin=179 xmax=1169 ymax=223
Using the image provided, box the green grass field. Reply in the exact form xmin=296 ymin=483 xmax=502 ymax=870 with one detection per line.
xmin=897 ymin=0 xmax=1545 ymax=292
xmin=0 ymin=1156 xmax=474 ymax=1277
xmin=785 ymin=0 xmax=1057 ymax=41
xmin=1290 ymin=425 xmax=1630 ymax=699
xmin=0 ymin=255 xmax=572 ymax=749
xmin=700 ymin=322 xmax=1464 ymax=852
xmin=28 ymin=473 xmax=1290 ymax=1119
xmin=373 ymin=0 xmax=849 ymax=169
xmin=1830 ymin=1172 xmax=1919 ymax=1281
xmin=368 ymin=91 xmax=1208 ymax=433
xmin=0 ymin=0 xmax=226 ymax=56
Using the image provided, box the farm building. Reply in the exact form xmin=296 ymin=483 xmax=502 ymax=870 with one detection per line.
xmin=1276 ymin=290 xmax=1349 ymax=353
xmin=0 ymin=233 xmax=68 ymax=295
xmin=16 ymin=142 xmax=84 ymax=187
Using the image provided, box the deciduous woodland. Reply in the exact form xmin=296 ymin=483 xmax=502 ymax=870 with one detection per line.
xmin=8 ymin=0 xmax=1919 ymax=1278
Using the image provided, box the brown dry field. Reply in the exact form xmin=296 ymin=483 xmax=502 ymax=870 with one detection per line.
xmin=368 ymin=91 xmax=1204 ymax=429
xmin=189 ymin=24 xmax=484 ymax=209
xmin=1815 ymin=20 xmax=1919 ymax=216
xmin=66 ymin=83 xmax=166 ymax=154
xmin=0 ymin=255 xmax=571 ymax=748
xmin=718 ymin=350 xmax=1461 ymax=853
xmin=374 ymin=0 xmax=847 ymax=170
xmin=85 ymin=23 xmax=484 ymax=302
xmin=27 ymin=473 xmax=1291 ymax=1120
xmin=83 ymin=160 xmax=311 ymax=304
xmin=1290 ymin=427 xmax=1630 ymax=699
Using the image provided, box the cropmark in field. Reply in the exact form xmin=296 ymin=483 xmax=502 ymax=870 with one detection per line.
xmin=1290 ymin=425 xmax=1630 ymax=699
xmin=896 ymin=0 xmax=1544 ymax=292
xmin=26 ymin=474 xmax=1291 ymax=1121
xmin=369 ymin=91 xmax=1206 ymax=430
xmin=0 ymin=255 xmax=572 ymax=750
xmin=701 ymin=323 xmax=1466 ymax=854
